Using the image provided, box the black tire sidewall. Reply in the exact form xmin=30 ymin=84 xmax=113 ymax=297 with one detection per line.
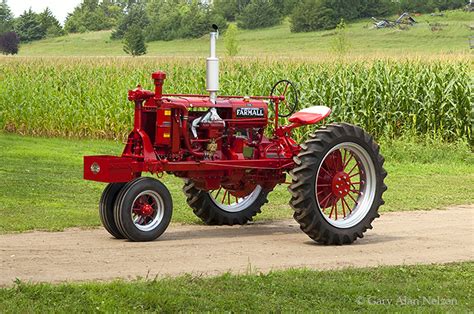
xmin=99 ymin=182 xmax=126 ymax=239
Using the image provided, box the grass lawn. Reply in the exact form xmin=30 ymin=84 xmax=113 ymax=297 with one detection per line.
xmin=0 ymin=132 xmax=472 ymax=233
xmin=17 ymin=10 xmax=473 ymax=57
xmin=0 ymin=262 xmax=471 ymax=312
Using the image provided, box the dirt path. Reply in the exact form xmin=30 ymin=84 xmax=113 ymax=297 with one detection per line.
xmin=1 ymin=205 xmax=473 ymax=286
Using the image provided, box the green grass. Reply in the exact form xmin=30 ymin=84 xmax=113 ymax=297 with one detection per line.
xmin=0 ymin=262 xmax=471 ymax=312
xmin=17 ymin=10 xmax=473 ymax=57
xmin=0 ymin=132 xmax=472 ymax=233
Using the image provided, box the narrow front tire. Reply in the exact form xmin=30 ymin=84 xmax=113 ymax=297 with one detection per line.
xmin=99 ymin=182 xmax=126 ymax=239
xmin=114 ymin=177 xmax=173 ymax=242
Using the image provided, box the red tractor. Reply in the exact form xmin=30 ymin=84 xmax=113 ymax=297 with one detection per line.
xmin=84 ymin=26 xmax=387 ymax=244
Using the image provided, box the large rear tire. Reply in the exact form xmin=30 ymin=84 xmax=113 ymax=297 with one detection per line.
xmin=289 ymin=123 xmax=387 ymax=244
xmin=183 ymin=180 xmax=269 ymax=225
xmin=114 ymin=177 xmax=173 ymax=242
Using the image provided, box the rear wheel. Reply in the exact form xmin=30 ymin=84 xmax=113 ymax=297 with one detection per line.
xmin=183 ymin=180 xmax=269 ymax=225
xmin=114 ymin=177 xmax=173 ymax=242
xmin=289 ymin=123 xmax=387 ymax=244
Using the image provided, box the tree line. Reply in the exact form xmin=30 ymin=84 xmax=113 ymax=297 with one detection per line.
xmin=0 ymin=0 xmax=65 ymax=54
xmin=0 ymin=0 xmax=468 ymax=55
xmin=291 ymin=0 xmax=468 ymax=31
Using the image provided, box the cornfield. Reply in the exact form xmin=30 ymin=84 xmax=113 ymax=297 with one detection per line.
xmin=0 ymin=57 xmax=471 ymax=142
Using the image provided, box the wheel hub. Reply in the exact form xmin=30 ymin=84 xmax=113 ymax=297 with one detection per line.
xmin=332 ymin=172 xmax=351 ymax=198
xmin=139 ymin=203 xmax=154 ymax=217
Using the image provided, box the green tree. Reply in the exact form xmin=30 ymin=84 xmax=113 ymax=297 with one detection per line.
xmin=14 ymin=9 xmax=46 ymax=42
xmin=0 ymin=0 xmax=13 ymax=33
xmin=326 ymin=0 xmax=361 ymax=21
xmin=178 ymin=1 xmax=227 ymax=39
xmin=290 ymin=0 xmax=337 ymax=32
xmin=111 ymin=2 xmax=148 ymax=39
xmin=331 ymin=18 xmax=350 ymax=55
xmin=99 ymin=0 xmax=124 ymax=28
xmin=213 ymin=0 xmax=250 ymax=21
xmin=399 ymin=0 xmax=435 ymax=13
xmin=432 ymin=0 xmax=466 ymax=10
xmin=144 ymin=0 xmax=227 ymax=42
xmin=225 ymin=24 xmax=240 ymax=56
xmin=282 ymin=0 xmax=299 ymax=16
xmin=214 ymin=0 xmax=238 ymax=21
xmin=123 ymin=24 xmax=147 ymax=56
xmin=65 ymin=0 xmax=123 ymax=33
xmin=144 ymin=0 xmax=180 ymax=41
xmin=39 ymin=8 xmax=64 ymax=38
xmin=359 ymin=0 xmax=398 ymax=17
xmin=237 ymin=0 xmax=282 ymax=29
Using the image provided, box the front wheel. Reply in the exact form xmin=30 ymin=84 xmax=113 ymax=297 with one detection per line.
xmin=114 ymin=177 xmax=173 ymax=242
xmin=289 ymin=123 xmax=387 ymax=244
xmin=99 ymin=182 xmax=126 ymax=239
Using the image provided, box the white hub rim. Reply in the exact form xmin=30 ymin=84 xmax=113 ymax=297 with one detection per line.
xmin=209 ymin=185 xmax=262 ymax=213
xmin=314 ymin=142 xmax=376 ymax=229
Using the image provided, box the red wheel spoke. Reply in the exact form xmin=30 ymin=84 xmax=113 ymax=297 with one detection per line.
xmin=351 ymin=183 xmax=361 ymax=190
xmin=334 ymin=202 xmax=338 ymax=220
xmin=341 ymin=198 xmax=346 ymax=218
xmin=132 ymin=207 xmax=141 ymax=213
xmin=324 ymin=195 xmax=335 ymax=208
xmin=347 ymin=162 xmax=359 ymax=176
xmin=333 ymin=153 xmax=340 ymax=171
xmin=235 ymin=196 xmax=238 ymax=204
xmin=283 ymin=82 xmax=290 ymax=95
xmin=342 ymin=197 xmax=352 ymax=214
xmin=348 ymin=192 xmax=358 ymax=204
xmin=350 ymin=189 xmax=360 ymax=194
xmin=319 ymin=193 xmax=332 ymax=209
xmin=329 ymin=203 xmax=336 ymax=218
xmin=221 ymin=190 xmax=228 ymax=203
xmin=317 ymin=184 xmax=331 ymax=187
xmin=320 ymin=166 xmax=333 ymax=177
xmin=343 ymin=153 xmax=354 ymax=169
xmin=227 ymin=191 xmax=231 ymax=205
xmin=349 ymin=172 xmax=360 ymax=178
xmin=329 ymin=152 xmax=342 ymax=171
xmin=342 ymin=149 xmax=347 ymax=164
xmin=215 ymin=187 xmax=222 ymax=199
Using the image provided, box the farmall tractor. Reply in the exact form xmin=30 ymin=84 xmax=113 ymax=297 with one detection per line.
xmin=84 ymin=26 xmax=387 ymax=244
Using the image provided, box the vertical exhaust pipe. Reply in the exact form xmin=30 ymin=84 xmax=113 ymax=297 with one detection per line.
xmin=207 ymin=24 xmax=219 ymax=104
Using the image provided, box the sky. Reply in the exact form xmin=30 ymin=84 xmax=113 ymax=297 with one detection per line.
xmin=8 ymin=0 xmax=82 ymax=24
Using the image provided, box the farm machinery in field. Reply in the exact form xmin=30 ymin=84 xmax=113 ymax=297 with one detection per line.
xmin=83 ymin=25 xmax=387 ymax=244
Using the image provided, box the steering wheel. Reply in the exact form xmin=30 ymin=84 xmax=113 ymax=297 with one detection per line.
xmin=270 ymin=80 xmax=299 ymax=118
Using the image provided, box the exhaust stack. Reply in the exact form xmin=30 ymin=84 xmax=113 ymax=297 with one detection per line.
xmin=206 ymin=24 xmax=219 ymax=103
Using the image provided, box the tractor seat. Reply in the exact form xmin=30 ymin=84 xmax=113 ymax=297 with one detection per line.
xmin=288 ymin=106 xmax=331 ymax=125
